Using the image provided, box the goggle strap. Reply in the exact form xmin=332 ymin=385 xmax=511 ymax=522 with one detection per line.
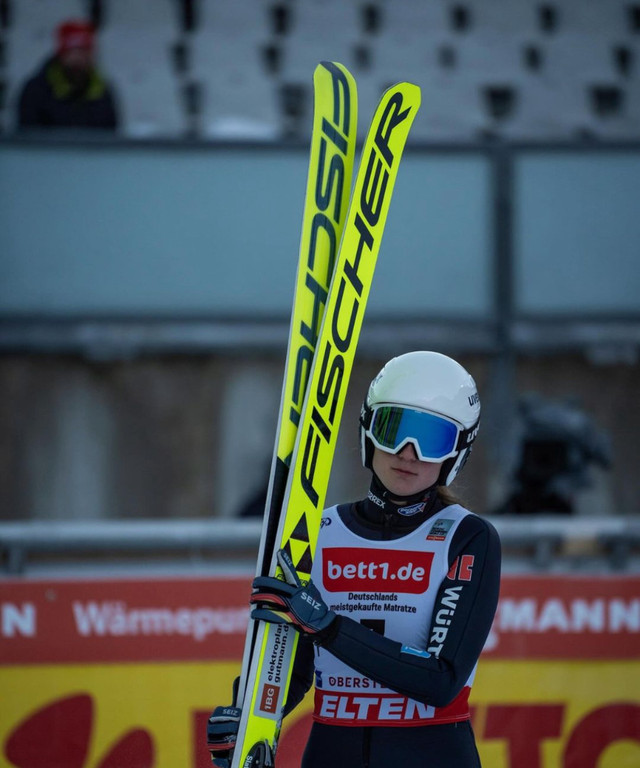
xmin=360 ymin=403 xmax=373 ymax=430
xmin=456 ymin=419 xmax=480 ymax=451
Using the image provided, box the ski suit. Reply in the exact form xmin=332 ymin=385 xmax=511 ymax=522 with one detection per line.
xmin=285 ymin=480 xmax=501 ymax=768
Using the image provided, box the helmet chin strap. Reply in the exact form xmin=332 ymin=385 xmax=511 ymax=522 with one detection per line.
xmin=369 ymin=471 xmax=437 ymax=513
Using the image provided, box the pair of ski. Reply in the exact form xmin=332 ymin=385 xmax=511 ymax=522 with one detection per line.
xmin=230 ymin=62 xmax=420 ymax=768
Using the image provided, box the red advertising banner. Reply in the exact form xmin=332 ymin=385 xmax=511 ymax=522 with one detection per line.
xmin=2 ymin=575 xmax=638 ymax=664
xmin=0 ymin=577 xmax=252 ymax=664
xmin=484 ymin=575 xmax=640 ymax=659
xmin=1 ymin=574 xmax=639 ymax=768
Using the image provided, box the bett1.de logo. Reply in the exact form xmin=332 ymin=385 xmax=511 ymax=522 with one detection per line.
xmin=322 ymin=548 xmax=434 ymax=594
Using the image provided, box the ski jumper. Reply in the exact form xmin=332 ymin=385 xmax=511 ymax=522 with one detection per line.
xmin=286 ymin=483 xmax=501 ymax=768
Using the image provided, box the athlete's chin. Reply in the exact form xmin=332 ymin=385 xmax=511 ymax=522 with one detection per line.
xmin=383 ymin=472 xmax=422 ymax=496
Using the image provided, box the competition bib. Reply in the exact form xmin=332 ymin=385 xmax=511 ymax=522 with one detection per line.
xmin=311 ymin=504 xmax=475 ymax=726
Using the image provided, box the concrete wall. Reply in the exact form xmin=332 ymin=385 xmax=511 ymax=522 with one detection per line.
xmin=0 ymin=353 xmax=635 ymax=522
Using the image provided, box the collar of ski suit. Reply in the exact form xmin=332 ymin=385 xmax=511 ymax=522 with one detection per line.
xmin=359 ymin=473 xmax=442 ymax=531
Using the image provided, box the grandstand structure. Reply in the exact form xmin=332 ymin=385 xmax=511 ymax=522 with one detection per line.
xmin=0 ymin=1 xmax=639 ymax=551
xmin=1 ymin=0 xmax=639 ymax=141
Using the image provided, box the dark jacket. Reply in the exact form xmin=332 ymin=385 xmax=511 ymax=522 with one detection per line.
xmin=18 ymin=56 xmax=118 ymax=131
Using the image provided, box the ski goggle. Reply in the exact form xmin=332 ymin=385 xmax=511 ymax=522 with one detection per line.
xmin=365 ymin=404 xmax=464 ymax=462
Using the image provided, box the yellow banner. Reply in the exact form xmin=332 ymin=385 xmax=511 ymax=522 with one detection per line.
xmin=473 ymin=661 xmax=640 ymax=768
xmin=1 ymin=662 xmax=236 ymax=768
xmin=2 ymin=660 xmax=638 ymax=768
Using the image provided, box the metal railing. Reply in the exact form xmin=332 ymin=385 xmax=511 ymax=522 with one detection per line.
xmin=1 ymin=516 xmax=639 ymax=576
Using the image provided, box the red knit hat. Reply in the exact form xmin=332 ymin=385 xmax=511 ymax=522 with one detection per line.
xmin=56 ymin=20 xmax=95 ymax=55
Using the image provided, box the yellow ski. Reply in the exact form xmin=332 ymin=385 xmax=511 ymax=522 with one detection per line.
xmin=251 ymin=61 xmax=358 ymax=587
xmin=232 ymin=73 xmax=421 ymax=768
xmin=232 ymin=59 xmax=357 ymax=762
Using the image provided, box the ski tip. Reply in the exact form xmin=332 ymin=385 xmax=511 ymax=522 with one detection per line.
xmin=316 ymin=60 xmax=356 ymax=81
xmin=405 ymin=81 xmax=422 ymax=109
xmin=381 ymin=80 xmax=422 ymax=113
xmin=316 ymin=59 xmax=342 ymax=74
xmin=388 ymin=80 xmax=421 ymax=97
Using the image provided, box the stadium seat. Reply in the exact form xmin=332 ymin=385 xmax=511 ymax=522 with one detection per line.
xmin=490 ymin=71 xmax=614 ymax=141
xmin=99 ymin=0 xmax=186 ymax=137
xmin=371 ymin=0 xmax=448 ymax=36
xmin=194 ymin=0 xmax=269 ymax=41
xmin=187 ymin=0 xmax=281 ymax=138
xmin=288 ymin=0 xmax=359 ymax=42
xmin=3 ymin=0 xmax=640 ymax=143
xmin=100 ymin=0 xmax=179 ymax=31
xmin=279 ymin=33 xmax=358 ymax=82
xmin=190 ymin=32 xmax=281 ymax=140
xmin=541 ymin=0 xmax=630 ymax=37
xmin=411 ymin=72 xmax=488 ymax=142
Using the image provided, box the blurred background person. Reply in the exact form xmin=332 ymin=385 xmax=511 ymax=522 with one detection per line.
xmin=17 ymin=19 xmax=119 ymax=131
xmin=494 ymin=393 xmax=612 ymax=516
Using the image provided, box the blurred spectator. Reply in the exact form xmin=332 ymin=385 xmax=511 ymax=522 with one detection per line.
xmin=494 ymin=393 xmax=612 ymax=515
xmin=17 ymin=20 xmax=119 ymax=131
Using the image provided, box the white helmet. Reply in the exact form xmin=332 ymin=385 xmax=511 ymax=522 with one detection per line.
xmin=360 ymin=351 xmax=481 ymax=486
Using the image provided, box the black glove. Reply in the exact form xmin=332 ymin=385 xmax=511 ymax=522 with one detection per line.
xmin=250 ymin=549 xmax=336 ymax=637
xmin=207 ymin=678 xmax=240 ymax=768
